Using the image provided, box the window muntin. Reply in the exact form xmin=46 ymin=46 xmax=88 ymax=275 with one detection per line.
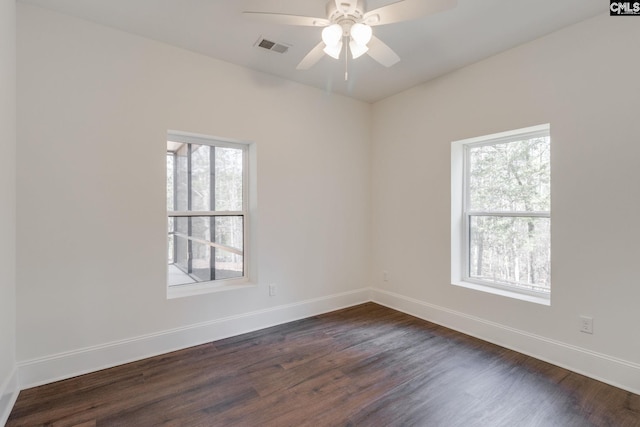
xmin=167 ymin=134 xmax=247 ymax=287
xmin=461 ymin=126 xmax=550 ymax=296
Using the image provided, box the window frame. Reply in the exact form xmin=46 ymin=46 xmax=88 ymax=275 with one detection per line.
xmin=451 ymin=124 xmax=551 ymax=305
xmin=166 ymin=131 xmax=253 ymax=298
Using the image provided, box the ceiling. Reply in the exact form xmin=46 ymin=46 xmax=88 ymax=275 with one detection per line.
xmin=19 ymin=0 xmax=604 ymax=103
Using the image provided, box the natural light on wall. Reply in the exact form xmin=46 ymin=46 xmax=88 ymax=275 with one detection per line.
xmin=451 ymin=124 xmax=551 ymax=305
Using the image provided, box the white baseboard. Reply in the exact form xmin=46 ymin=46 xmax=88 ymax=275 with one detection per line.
xmin=15 ymin=286 xmax=640 ymax=404
xmin=0 ymin=368 xmax=19 ymax=427
xmin=371 ymin=287 xmax=640 ymax=395
xmin=18 ymin=288 xmax=371 ymax=390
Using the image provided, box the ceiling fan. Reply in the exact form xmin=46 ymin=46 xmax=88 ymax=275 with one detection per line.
xmin=244 ymin=0 xmax=457 ymax=75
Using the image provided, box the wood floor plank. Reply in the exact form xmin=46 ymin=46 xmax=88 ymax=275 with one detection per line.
xmin=8 ymin=303 xmax=640 ymax=426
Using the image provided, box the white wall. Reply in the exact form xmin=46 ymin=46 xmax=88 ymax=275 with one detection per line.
xmin=0 ymin=0 xmax=18 ymax=422
xmin=371 ymin=13 xmax=640 ymax=393
xmin=16 ymin=3 xmax=371 ymax=384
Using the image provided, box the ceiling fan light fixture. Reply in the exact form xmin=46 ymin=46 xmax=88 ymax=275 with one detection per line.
xmin=350 ymin=23 xmax=372 ymax=46
xmin=321 ymin=24 xmax=343 ymax=47
xmin=245 ymin=0 xmax=458 ymax=72
xmin=349 ymin=39 xmax=368 ymax=59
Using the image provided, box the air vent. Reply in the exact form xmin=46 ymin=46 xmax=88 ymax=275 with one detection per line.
xmin=255 ymin=36 xmax=290 ymax=54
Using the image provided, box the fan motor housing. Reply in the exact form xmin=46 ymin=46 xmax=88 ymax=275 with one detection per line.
xmin=327 ymin=0 xmax=366 ymax=24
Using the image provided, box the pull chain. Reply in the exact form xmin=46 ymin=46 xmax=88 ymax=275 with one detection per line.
xmin=344 ymin=37 xmax=349 ymax=81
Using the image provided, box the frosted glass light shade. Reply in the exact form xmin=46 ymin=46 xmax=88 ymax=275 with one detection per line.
xmin=350 ymin=23 xmax=372 ymax=46
xmin=349 ymin=40 xmax=368 ymax=59
xmin=323 ymin=42 xmax=343 ymax=59
xmin=322 ymin=24 xmax=343 ymax=47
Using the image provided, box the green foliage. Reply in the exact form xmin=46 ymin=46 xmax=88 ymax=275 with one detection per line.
xmin=469 ymin=137 xmax=550 ymax=212
xmin=468 ymin=136 xmax=550 ymax=291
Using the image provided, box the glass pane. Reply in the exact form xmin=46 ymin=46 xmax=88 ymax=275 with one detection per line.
xmin=468 ymin=136 xmax=550 ymax=212
xmin=174 ymin=216 xmax=189 ymax=273
xmin=469 ymin=216 xmax=550 ymax=293
xmin=191 ymin=145 xmax=212 ymax=211
xmin=167 ymin=215 xmax=244 ymax=286
xmin=168 ymin=264 xmax=195 ymax=287
xmin=167 ymin=217 xmax=175 ymax=264
xmin=175 ymin=144 xmax=189 ymax=211
xmin=169 ymin=143 xmax=243 ymax=213
xmin=215 ymin=147 xmax=243 ymax=211
xmin=189 ymin=216 xmax=212 ymax=243
xmin=190 ymin=240 xmax=213 ymax=282
xmin=166 ymin=154 xmax=174 ymax=211
xmin=215 ymin=248 xmax=244 ymax=280
xmin=215 ymin=216 xmax=243 ymax=252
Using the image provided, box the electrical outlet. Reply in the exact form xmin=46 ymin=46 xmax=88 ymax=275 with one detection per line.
xmin=269 ymin=284 xmax=277 ymax=296
xmin=383 ymin=270 xmax=389 ymax=282
xmin=580 ymin=316 xmax=593 ymax=334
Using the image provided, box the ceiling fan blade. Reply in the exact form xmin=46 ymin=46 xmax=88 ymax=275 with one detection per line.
xmin=363 ymin=0 xmax=457 ymax=26
xmin=296 ymin=42 xmax=326 ymax=70
xmin=366 ymin=35 xmax=400 ymax=67
xmin=243 ymin=11 xmax=329 ymax=27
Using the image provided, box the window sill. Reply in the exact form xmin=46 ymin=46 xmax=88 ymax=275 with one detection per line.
xmin=167 ymin=279 xmax=257 ymax=299
xmin=452 ymin=280 xmax=550 ymax=306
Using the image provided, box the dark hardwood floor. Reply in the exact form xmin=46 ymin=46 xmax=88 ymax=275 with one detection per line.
xmin=8 ymin=303 xmax=640 ymax=426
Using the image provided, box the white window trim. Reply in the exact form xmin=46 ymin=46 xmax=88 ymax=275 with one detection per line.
xmin=451 ymin=124 xmax=550 ymax=306
xmin=166 ymin=130 xmax=257 ymax=299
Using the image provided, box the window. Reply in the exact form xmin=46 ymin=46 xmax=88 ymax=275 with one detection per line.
xmin=167 ymin=132 xmax=249 ymax=292
xmin=451 ymin=124 xmax=550 ymax=304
